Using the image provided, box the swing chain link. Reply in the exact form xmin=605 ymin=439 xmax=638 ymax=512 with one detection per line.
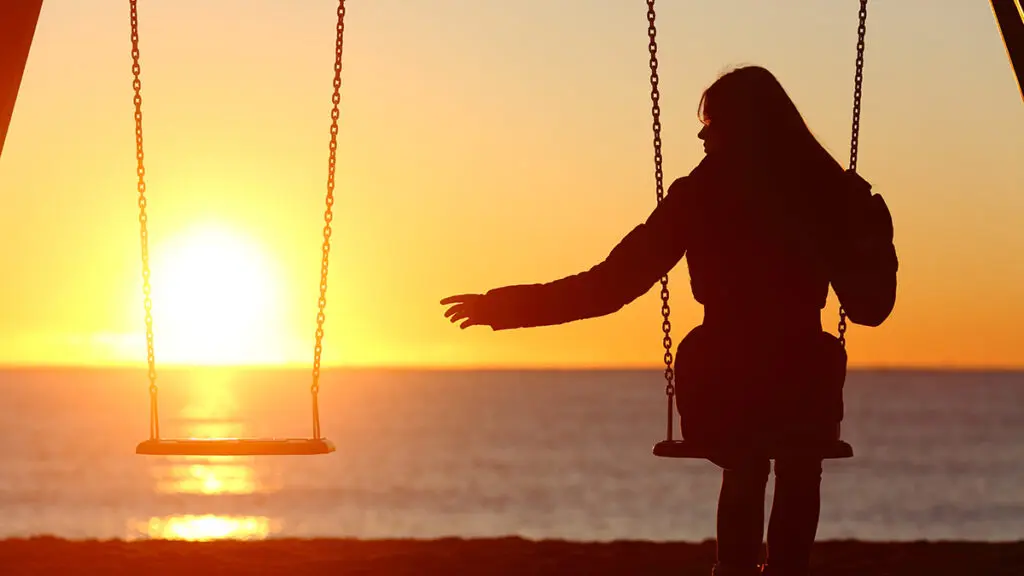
xmin=839 ymin=0 xmax=868 ymax=349
xmin=310 ymin=0 xmax=346 ymax=439
xmin=130 ymin=0 xmax=159 ymax=440
xmin=647 ymin=0 xmax=676 ymax=438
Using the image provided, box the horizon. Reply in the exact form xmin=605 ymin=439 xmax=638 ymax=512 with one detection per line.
xmin=2 ymin=361 xmax=1022 ymax=374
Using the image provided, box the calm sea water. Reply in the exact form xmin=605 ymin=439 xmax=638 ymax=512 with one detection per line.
xmin=0 ymin=368 xmax=1021 ymax=542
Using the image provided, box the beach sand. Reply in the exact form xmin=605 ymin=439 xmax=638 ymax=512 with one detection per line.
xmin=0 ymin=537 xmax=1022 ymax=575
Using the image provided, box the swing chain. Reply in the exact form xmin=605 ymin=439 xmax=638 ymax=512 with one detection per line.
xmin=130 ymin=0 xmax=159 ymax=440
xmin=647 ymin=0 xmax=676 ymax=439
xmin=839 ymin=0 xmax=869 ymax=348
xmin=310 ymin=0 xmax=346 ymax=439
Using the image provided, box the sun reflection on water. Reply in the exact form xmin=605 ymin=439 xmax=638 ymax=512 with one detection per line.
xmin=154 ymin=456 xmax=261 ymax=495
xmin=179 ymin=369 xmax=242 ymax=423
xmin=147 ymin=370 xmax=285 ymax=495
xmin=139 ymin=371 xmax=288 ymax=541
xmin=132 ymin=515 xmax=277 ymax=541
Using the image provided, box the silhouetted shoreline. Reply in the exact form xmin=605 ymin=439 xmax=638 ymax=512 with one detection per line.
xmin=0 ymin=537 xmax=1021 ymax=575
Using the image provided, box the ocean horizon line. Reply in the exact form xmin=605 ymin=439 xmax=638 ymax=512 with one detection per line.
xmin=1 ymin=363 xmax=1023 ymax=374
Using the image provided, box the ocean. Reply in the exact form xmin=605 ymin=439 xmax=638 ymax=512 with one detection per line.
xmin=0 ymin=368 xmax=1021 ymax=542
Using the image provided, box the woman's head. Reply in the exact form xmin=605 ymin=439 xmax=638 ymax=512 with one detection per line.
xmin=697 ymin=66 xmax=839 ymax=171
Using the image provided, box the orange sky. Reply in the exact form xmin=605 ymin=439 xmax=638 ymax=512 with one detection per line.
xmin=0 ymin=1 xmax=1022 ymax=369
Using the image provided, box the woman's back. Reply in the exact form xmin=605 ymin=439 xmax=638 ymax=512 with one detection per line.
xmin=683 ymin=152 xmax=842 ymax=339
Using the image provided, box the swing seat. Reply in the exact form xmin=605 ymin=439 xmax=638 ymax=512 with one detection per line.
xmin=136 ymin=437 xmax=336 ymax=456
xmin=652 ymin=439 xmax=853 ymax=460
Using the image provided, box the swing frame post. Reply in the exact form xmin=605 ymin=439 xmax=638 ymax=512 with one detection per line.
xmin=991 ymin=0 xmax=1024 ymax=100
xmin=0 ymin=0 xmax=43 ymax=160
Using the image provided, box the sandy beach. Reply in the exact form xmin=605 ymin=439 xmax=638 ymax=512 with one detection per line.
xmin=0 ymin=537 xmax=1022 ymax=575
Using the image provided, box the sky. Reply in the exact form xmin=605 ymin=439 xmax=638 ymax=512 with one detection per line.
xmin=0 ymin=0 xmax=1022 ymax=369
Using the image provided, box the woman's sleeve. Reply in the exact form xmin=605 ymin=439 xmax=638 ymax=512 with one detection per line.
xmin=484 ymin=175 xmax=696 ymax=330
xmin=830 ymin=172 xmax=899 ymax=327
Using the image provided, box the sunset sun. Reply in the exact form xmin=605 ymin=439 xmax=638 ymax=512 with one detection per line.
xmin=149 ymin=225 xmax=287 ymax=366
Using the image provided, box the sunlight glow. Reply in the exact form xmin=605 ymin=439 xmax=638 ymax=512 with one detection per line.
xmin=133 ymin=515 xmax=275 ymax=541
xmin=149 ymin=225 xmax=287 ymax=366
xmin=153 ymin=457 xmax=260 ymax=495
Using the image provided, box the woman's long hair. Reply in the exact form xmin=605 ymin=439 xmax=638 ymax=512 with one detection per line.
xmin=698 ymin=66 xmax=844 ymax=180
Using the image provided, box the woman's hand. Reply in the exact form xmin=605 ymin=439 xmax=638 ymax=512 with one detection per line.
xmin=440 ymin=293 xmax=495 ymax=329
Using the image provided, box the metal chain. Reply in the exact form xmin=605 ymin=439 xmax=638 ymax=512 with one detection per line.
xmin=646 ymin=0 xmax=676 ymax=441
xmin=839 ymin=0 xmax=868 ymax=349
xmin=129 ymin=0 xmax=159 ymax=440
xmin=311 ymin=0 xmax=346 ymax=440
xmin=128 ymin=1 xmax=346 ymax=442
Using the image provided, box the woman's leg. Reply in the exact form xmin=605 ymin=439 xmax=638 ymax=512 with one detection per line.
xmin=763 ymin=458 xmax=823 ymax=575
xmin=714 ymin=458 xmax=771 ymax=575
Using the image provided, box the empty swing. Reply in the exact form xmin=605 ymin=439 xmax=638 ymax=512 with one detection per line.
xmin=133 ymin=0 xmax=348 ymax=456
xmin=649 ymin=0 xmax=870 ymax=460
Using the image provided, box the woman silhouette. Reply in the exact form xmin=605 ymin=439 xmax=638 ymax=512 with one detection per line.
xmin=441 ymin=66 xmax=897 ymax=576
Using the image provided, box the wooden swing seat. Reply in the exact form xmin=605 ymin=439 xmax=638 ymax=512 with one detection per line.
xmin=652 ymin=439 xmax=853 ymax=460
xmin=136 ymin=437 xmax=336 ymax=456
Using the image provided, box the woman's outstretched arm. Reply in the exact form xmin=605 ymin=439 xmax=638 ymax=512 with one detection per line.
xmin=442 ymin=169 xmax=701 ymax=331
